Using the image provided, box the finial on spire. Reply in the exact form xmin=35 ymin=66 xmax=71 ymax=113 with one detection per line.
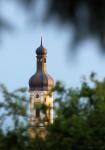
xmin=41 ymin=36 xmax=42 ymax=46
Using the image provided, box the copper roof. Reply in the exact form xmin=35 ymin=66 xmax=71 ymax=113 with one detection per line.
xmin=29 ymin=38 xmax=54 ymax=91
xmin=29 ymin=72 xmax=54 ymax=91
xmin=36 ymin=37 xmax=47 ymax=55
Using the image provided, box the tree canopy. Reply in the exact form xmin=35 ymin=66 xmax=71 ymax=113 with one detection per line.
xmin=0 ymin=74 xmax=105 ymax=149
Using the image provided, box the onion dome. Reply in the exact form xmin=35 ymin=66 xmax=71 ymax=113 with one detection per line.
xmin=29 ymin=72 xmax=54 ymax=91
xmin=29 ymin=37 xmax=54 ymax=91
xmin=36 ymin=37 xmax=47 ymax=55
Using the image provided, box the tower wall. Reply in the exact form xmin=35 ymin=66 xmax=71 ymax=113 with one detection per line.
xmin=29 ymin=90 xmax=53 ymax=138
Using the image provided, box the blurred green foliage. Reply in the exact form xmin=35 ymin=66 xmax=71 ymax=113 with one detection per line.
xmin=1 ymin=0 xmax=105 ymax=50
xmin=0 ymin=74 xmax=105 ymax=149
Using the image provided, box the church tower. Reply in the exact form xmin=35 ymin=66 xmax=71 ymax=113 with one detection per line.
xmin=29 ymin=38 xmax=54 ymax=138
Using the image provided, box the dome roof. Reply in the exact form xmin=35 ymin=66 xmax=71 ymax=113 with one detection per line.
xmin=36 ymin=45 xmax=47 ymax=55
xmin=29 ymin=72 xmax=54 ymax=91
xmin=36 ymin=37 xmax=47 ymax=55
xmin=29 ymin=37 xmax=54 ymax=91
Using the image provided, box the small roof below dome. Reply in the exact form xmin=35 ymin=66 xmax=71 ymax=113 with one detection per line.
xmin=36 ymin=37 xmax=47 ymax=55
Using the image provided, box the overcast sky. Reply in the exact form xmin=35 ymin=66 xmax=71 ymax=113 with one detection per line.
xmin=1 ymin=0 xmax=105 ymax=91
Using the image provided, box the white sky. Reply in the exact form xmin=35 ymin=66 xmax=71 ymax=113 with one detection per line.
xmin=0 ymin=0 xmax=105 ymax=91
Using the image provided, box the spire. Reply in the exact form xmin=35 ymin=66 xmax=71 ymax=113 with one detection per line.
xmin=36 ymin=36 xmax=47 ymax=55
xmin=41 ymin=36 xmax=42 ymax=46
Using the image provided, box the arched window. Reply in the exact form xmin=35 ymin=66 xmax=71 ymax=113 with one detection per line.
xmin=36 ymin=94 xmax=39 ymax=98
xmin=44 ymin=98 xmax=46 ymax=102
xmin=44 ymin=58 xmax=46 ymax=63
xmin=40 ymin=58 xmax=42 ymax=62
xmin=36 ymin=108 xmax=40 ymax=118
